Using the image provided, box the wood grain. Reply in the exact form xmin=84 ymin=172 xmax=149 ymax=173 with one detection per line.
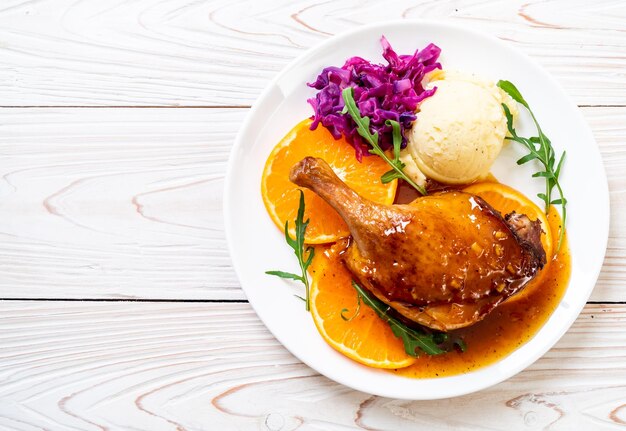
xmin=0 ymin=107 xmax=247 ymax=300
xmin=0 ymin=301 xmax=624 ymax=430
xmin=0 ymin=0 xmax=624 ymax=106
xmin=0 ymin=106 xmax=622 ymax=301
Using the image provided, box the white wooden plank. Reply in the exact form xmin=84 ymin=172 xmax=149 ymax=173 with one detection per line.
xmin=0 ymin=106 xmax=623 ymax=301
xmin=0 ymin=301 xmax=625 ymax=430
xmin=586 ymin=108 xmax=626 ymax=302
xmin=0 ymin=107 xmax=247 ymax=300
xmin=0 ymin=0 xmax=624 ymax=106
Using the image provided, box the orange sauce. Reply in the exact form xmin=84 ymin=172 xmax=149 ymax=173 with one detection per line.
xmin=324 ymin=178 xmax=571 ymax=378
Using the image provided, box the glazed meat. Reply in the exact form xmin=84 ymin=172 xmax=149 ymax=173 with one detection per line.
xmin=290 ymin=157 xmax=546 ymax=331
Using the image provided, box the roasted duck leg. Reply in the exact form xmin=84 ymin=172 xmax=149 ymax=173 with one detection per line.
xmin=290 ymin=157 xmax=546 ymax=331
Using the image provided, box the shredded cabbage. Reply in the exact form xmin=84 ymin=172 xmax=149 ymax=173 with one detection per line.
xmin=307 ymin=36 xmax=441 ymax=160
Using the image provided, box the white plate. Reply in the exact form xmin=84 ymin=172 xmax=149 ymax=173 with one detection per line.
xmin=224 ymin=20 xmax=609 ymax=399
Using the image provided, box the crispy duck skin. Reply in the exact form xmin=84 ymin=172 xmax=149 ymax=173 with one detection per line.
xmin=290 ymin=157 xmax=546 ymax=331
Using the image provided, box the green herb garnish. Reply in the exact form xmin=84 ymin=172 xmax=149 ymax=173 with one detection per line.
xmin=266 ymin=190 xmax=315 ymax=311
xmin=351 ymin=281 xmax=466 ymax=356
xmin=341 ymin=87 xmax=427 ymax=195
xmin=497 ymin=80 xmax=567 ymax=252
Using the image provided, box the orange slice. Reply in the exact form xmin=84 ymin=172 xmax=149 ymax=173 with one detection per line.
xmin=310 ymin=244 xmax=416 ymax=369
xmin=463 ymin=182 xmax=553 ymax=301
xmin=261 ymin=119 xmax=397 ymax=244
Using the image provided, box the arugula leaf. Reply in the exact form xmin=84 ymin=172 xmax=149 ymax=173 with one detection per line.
xmin=498 ymin=80 xmax=567 ymax=252
xmin=266 ymin=190 xmax=315 ymax=311
xmin=351 ymin=282 xmax=451 ymax=356
xmin=496 ymin=80 xmax=529 ymax=109
xmin=265 ymin=270 xmax=302 ymax=281
xmin=380 ymin=119 xmax=408 ymax=184
xmin=342 ymin=87 xmax=427 ymax=195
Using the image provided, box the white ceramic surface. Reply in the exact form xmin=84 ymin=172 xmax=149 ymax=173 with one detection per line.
xmin=224 ymin=20 xmax=609 ymax=400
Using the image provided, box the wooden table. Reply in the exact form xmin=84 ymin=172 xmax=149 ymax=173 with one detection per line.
xmin=0 ymin=1 xmax=624 ymax=429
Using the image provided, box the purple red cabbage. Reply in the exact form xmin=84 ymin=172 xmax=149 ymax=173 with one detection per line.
xmin=307 ymin=36 xmax=441 ymax=160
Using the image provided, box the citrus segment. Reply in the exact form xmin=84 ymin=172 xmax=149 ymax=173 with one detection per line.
xmin=310 ymin=244 xmax=416 ymax=369
xmin=262 ymin=119 xmax=397 ymax=244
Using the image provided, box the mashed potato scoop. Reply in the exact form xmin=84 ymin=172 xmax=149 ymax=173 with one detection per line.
xmin=402 ymin=71 xmax=518 ymax=185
